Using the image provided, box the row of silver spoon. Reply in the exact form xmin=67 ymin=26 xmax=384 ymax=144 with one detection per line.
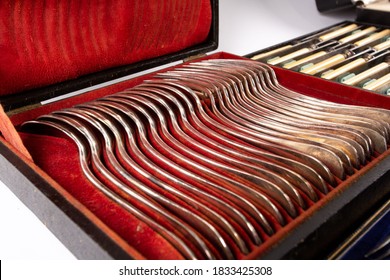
xmin=22 ymin=59 xmax=390 ymax=259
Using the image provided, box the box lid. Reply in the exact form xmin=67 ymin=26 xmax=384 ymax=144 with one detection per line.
xmin=316 ymin=0 xmax=390 ymax=30
xmin=315 ymin=0 xmax=388 ymax=12
xmin=315 ymin=0 xmax=356 ymax=12
xmin=0 ymin=0 xmax=218 ymax=112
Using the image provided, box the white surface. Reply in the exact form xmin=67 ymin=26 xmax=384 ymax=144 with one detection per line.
xmin=0 ymin=0 xmax=355 ymax=259
xmin=217 ymin=0 xmax=355 ymax=55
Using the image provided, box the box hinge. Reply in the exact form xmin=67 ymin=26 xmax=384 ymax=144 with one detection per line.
xmin=183 ymin=53 xmax=207 ymax=63
xmin=6 ymin=103 xmax=42 ymax=117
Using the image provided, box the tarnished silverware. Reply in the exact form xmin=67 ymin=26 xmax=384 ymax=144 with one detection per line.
xmin=118 ymin=88 xmax=305 ymax=210
xmin=191 ymin=60 xmax=372 ymax=160
xmin=56 ymin=107 xmax=245 ymax=257
xmin=175 ymin=65 xmax=362 ymax=170
xmin=155 ymin=71 xmax=346 ymax=181
xmin=21 ymin=58 xmax=390 ymax=260
xmin=145 ymin=77 xmax=337 ymax=188
xmin=213 ymin=59 xmax=389 ymax=151
xmin=96 ymin=98 xmax=290 ymax=223
xmin=81 ymin=102 xmax=276 ymax=236
xmin=76 ymin=104 xmax=264 ymax=244
xmin=116 ymin=89 xmax=319 ymax=202
xmin=22 ymin=118 xmax=201 ymax=260
xmin=135 ymin=80 xmax=329 ymax=194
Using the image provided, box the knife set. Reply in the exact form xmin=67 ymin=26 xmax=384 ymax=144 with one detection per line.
xmin=252 ymin=23 xmax=390 ymax=95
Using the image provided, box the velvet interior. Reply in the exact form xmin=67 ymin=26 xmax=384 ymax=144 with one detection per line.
xmin=10 ymin=52 xmax=390 ymax=259
xmin=273 ymin=68 xmax=390 ymax=110
xmin=0 ymin=0 xmax=212 ymax=96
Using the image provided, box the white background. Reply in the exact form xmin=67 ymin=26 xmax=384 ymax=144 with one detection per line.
xmin=0 ymin=0 xmax=355 ymax=260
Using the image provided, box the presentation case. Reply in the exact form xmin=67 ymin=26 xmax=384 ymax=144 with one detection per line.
xmin=0 ymin=0 xmax=389 ymax=259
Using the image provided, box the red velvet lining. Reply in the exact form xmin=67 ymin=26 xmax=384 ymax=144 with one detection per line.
xmin=0 ymin=0 xmax=212 ymax=96
xmin=273 ymin=68 xmax=390 ymax=109
xmin=10 ymin=52 xmax=390 ymax=259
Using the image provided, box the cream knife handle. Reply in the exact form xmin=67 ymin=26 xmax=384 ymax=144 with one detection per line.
xmin=322 ymin=58 xmax=367 ymax=80
xmin=301 ymin=54 xmax=346 ymax=75
xmin=354 ymin=29 xmax=390 ymax=47
xmin=363 ymin=73 xmax=390 ymax=91
xmin=283 ymin=51 xmax=327 ymax=69
xmin=338 ymin=26 xmax=377 ymax=44
xmin=343 ymin=62 xmax=389 ymax=85
xmin=251 ymin=45 xmax=293 ymax=60
xmin=319 ymin=24 xmax=358 ymax=41
xmin=373 ymin=40 xmax=390 ymax=52
xmin=268 ymin=48 xmax=311 ymax=65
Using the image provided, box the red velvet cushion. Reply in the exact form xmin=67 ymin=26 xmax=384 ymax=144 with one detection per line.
xmin=0 ymin=0 xmax=212 ymax=96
